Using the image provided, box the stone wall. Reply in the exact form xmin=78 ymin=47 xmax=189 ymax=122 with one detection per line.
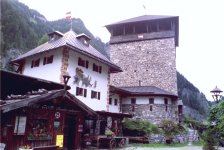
xmin=122 ymin=103 xmax=179 ymax=124
xmin=110 ymin=38 xmax=177 ymax=95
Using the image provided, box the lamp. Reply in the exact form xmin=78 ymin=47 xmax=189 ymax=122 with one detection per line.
xmin=210 ymin=86 xmax=223 ymax=103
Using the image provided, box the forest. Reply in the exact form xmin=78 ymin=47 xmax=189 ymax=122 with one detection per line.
xmin=1 ymin=0 xmax=215 ymax=117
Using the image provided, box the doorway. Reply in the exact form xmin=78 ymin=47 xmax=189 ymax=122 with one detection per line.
xmin=64 ymin=114 xmax=77 ymax=150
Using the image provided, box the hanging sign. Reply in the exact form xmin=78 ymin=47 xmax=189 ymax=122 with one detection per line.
xmin=14 ymin=115 xmax=27 ymax=135
xmin=138 ymin=34 xmax=143 ymax=39
xmin=56 ymin=135 xmax=64 ymax=147
xmin=54 ymin=120 xmax=60 ymax=129
xmin=78 ymin=125 xmax=83 ymax=132
xmin=55 ymin=112 xmax=60 ymax=119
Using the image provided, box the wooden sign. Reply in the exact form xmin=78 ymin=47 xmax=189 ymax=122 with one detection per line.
xmin=56 ymin=135 xmax=64 ymax=147
xmin=55 ymin=112 xmax=60 ymax=119
xmin=14 ymin=115 xmax=27 ymax=135
xmin=78 ymin=125 xmax=83 ymax=132
xmin=54 ymin=120 xmax=60 ymax=129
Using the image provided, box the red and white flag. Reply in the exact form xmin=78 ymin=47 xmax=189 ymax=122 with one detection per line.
xmin=66 ymin=11 xmax=71 ymax=19
xmin=143 ymin=5 xmax=146 ymax=9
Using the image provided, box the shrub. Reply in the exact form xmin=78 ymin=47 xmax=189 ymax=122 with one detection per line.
xmin=202 ymin=129 xmax=217 ymax=150
xmin=161 ymin=120 xmax=179 ymax=139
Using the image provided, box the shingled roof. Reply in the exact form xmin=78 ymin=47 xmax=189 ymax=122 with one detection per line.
xmin=10 ymin=30 xmax=122 ymax=73
xmin=111 ymin=85 xmax=178 ymax=98
xmin=104 ymin=15 xmax=179 ymax=27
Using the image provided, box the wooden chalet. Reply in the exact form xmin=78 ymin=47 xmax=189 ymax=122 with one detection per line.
xmin=0 ymin=70 xmax=99 ymax=150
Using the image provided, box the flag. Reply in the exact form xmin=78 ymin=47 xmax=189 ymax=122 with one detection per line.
xmin=66 ymin=11 xmax=71 ymax=19
xmin=143 ymin=5 xmax=146 ymax=9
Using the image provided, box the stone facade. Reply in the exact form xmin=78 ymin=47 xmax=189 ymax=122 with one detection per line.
xmin=60 ymin=48 xmax=69 ymax=83
xmin=110 ymin=38 xmax=177 ymax=95
xmin=122 ymin=103 xmax=178 ymax=124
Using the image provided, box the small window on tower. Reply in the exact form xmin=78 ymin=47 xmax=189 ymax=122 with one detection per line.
xmin=150 ymin=105 xmax=153 ymax=111
xmin=149 ymin=98 xmax=154 ymax=104
xmin=109 ymin=98 xmax=112 ymax=105
xmin=164 ymin=98 xmax=168 ymax=104
xmin=114 ymin=99 xmax=118 ymax=106
xmin=131 ymin=98 xmax=136 ymax=104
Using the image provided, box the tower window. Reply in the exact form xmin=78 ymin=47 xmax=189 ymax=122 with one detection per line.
xmin=114 ymin=99 xmax=118 ymax=106
xmin=164 ymin=98 xmax=168 ymax=104
xmin=109 ymin=98 xmax=112 ymax=105
xmin=150 ymin=105 xmax=153 ymax=111
xmin=131 ymin=98 xmax=136 ymax=104
xmin=149 ymin=98 xmax=154 ymax=104
xmin=166 ymin=105 xmax=167 ymax=111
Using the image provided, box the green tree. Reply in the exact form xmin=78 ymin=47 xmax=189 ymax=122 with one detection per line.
xmin=38 ymin=34 xmax=49 ymax=46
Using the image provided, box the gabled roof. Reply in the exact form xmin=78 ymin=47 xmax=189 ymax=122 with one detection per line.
xmin=110 ymin=85 xmax=178 ymax=98
xmin=105 ymin=15 xmax=179 ymax=27
xmin=10 ymin=30 xmax=122 ymax=73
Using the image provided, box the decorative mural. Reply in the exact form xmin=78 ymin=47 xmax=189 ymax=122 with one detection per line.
xmin=74 ymin=68 xmax=92 ymax=87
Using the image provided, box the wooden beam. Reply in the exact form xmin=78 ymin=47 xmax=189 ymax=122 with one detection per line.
xmin=110 ymin=30 xmax=175 ymax=44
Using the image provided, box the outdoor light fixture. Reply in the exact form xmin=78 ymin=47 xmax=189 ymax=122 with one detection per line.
xmin=210 ymin=86 xmax=223 ymax=103
xmin=62 ymin=71 xmax=71 ymax=96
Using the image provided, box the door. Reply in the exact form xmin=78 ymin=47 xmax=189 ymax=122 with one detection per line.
xmin=64 ymin=114 xmax=77 ymax=150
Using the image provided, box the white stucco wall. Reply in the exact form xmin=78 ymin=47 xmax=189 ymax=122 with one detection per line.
xmin=109 ymin=93 xmax=120 ymax=113
xmin=23 ymin=48 xmax=63 ymax=82
xmin=23 ymin=48 xmax=110 ymax=111
xmin=122 ymin=96 xmax=172 ymax=104
xmin=67 ymin=50 xmax=109 ymax=111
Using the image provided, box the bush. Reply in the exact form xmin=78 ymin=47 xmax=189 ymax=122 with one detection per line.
xmin=161 ymin=120 xmax=179 ymax=139
xmin=122 ymin=119 xmax=161 ymax=136
xmin=203 ymin=129 xmax=217 ymax=150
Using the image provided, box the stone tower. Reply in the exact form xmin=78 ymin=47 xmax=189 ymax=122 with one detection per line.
xmin=105 ymin=15 xmax=179 ymax=95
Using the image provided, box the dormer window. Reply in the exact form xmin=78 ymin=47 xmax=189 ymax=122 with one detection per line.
xmin=76 ymin=33 xmax=91 ymax=47
xmin=48 ymin=31 xmax=64 ymax=42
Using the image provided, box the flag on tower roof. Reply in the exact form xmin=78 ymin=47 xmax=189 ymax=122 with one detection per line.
xmin=66 ymin=11 xmax=71 ymax=19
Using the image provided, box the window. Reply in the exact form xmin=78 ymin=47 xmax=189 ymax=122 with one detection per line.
xmin=31 ymin=59 xmax=40 ymax=68
xmin=150 ymin=105 xmax=153 ymax=111
xmin=131 ymin=98 xmax=136 ymax=104
xmin=93 ymin=63 xmax=102 ymax=73
xmin=76 ymin=87 xmax=83 ymax=96
xmin=43 ymin=55 xmax=53 ymax=65
xmin=78 ymin=57 xmax=86 ymax=67
xmin=98 ymin=92 xmax=101 ymax=100
xmin=114 ymin=99 xmax=118 ymax=106
xmin=109 ymin=98 xmax=112 ymax=105
xmin=84 ymin=89 xmax=87 ymax=97
xmin=166 ymin=105 xmax=167 ymax=111
xmin=132 ymin=106 xmax=135 ymax=112
xmin=85 ymin=60 xmax=89 ymax=69
xmin=149 ymin=98 xmax=154 ymax=104
xmin=164 ymin=98 xmax=168 ymax=104
xmin=91 ymin=90 xmax=97 ymax=99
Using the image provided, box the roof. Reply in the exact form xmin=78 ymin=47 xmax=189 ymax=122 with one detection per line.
xmin=110 ymin=85 xmax=178 ymax=97
xmin=178 ymin=100 xmax=183 ymax=105
xmin=210 ymin=86 xmax=223 ymax=93
xmin=48 ymin=31 xmax=64 ymax=37
xmin=10 ymin=30 xmax=122 ymax=73
xmin=76 ymin=33 xmax=91 ymax=40
xmin=0 ymin=90 xmax=99 ymax=118
xmin=105 ymin=15 xmax=179 ymax=27
xmin=0 ymin=69 xmax=70 ymax=100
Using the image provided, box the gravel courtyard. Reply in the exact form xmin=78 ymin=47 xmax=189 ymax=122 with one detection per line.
xmin=121 ymin=146 xmax=224 ymax=150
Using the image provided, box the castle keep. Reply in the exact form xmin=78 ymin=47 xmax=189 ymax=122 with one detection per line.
xmin=105 ymin=15 xmax=181 ymax=123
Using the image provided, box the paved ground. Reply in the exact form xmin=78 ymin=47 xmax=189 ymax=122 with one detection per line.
xmin=121 ymin=146 xmax=224 ymax=150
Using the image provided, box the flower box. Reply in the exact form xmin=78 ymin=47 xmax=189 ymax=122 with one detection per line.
xmin=27 ymin=136 xmax=52 ymax=140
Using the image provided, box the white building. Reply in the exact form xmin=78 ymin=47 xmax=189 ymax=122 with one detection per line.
xmin=10 ymin=30 xmax=122 ymax=112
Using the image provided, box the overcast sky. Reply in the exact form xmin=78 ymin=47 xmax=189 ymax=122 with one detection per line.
xmin=19 ymin=0 xmax=224 ymax=101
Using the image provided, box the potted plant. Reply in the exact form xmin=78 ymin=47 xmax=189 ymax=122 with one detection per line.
xmin=19 ymin=145 xmax=33 ymax=150
xmin=105 ymin=130 xmax=113 ymax=138
xmin=161 ymin=120 xmax=179 ymax=144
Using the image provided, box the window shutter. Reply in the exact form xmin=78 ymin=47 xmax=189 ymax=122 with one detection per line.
xmin=31 ymin=61 xmax=34 ymax=68
xmin=81 ymin=89 xmax=84 ymax=96
xmin=43 ymin=57 xmax=46 ymax=65
xmin=93 ymin=63 xmax=95 ymax=71
xmin=98 ymin=92 xmax=100 ymax=100
xmin=84 ymin=89 xmax=87 ymax=97
xmin=99 ymin=66 xmax=102 ymax=74
xmin=37 ymin=59 xmax=40 ymax=67
xmin=96 ymin=66 xmax=98 ymax=72
xmin=86 ymin=60 xmax=89 ymax=69
xmin=51 ymin=55 xmax=54 ymax=63
xmin=76 ymin=87 xmax=79 ymax=96
xmin=91 ymin=90 xmax=93 ymax=98
xmin=78 ymin=57 xmax=81 ymax=66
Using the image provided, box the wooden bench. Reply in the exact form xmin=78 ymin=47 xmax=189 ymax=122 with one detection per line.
xmin=33 ymin=145 xmax=59 ymax=150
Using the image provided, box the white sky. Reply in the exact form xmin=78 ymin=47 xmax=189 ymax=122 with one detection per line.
xmin=19 ymin=0 xmax=224 ymax=101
